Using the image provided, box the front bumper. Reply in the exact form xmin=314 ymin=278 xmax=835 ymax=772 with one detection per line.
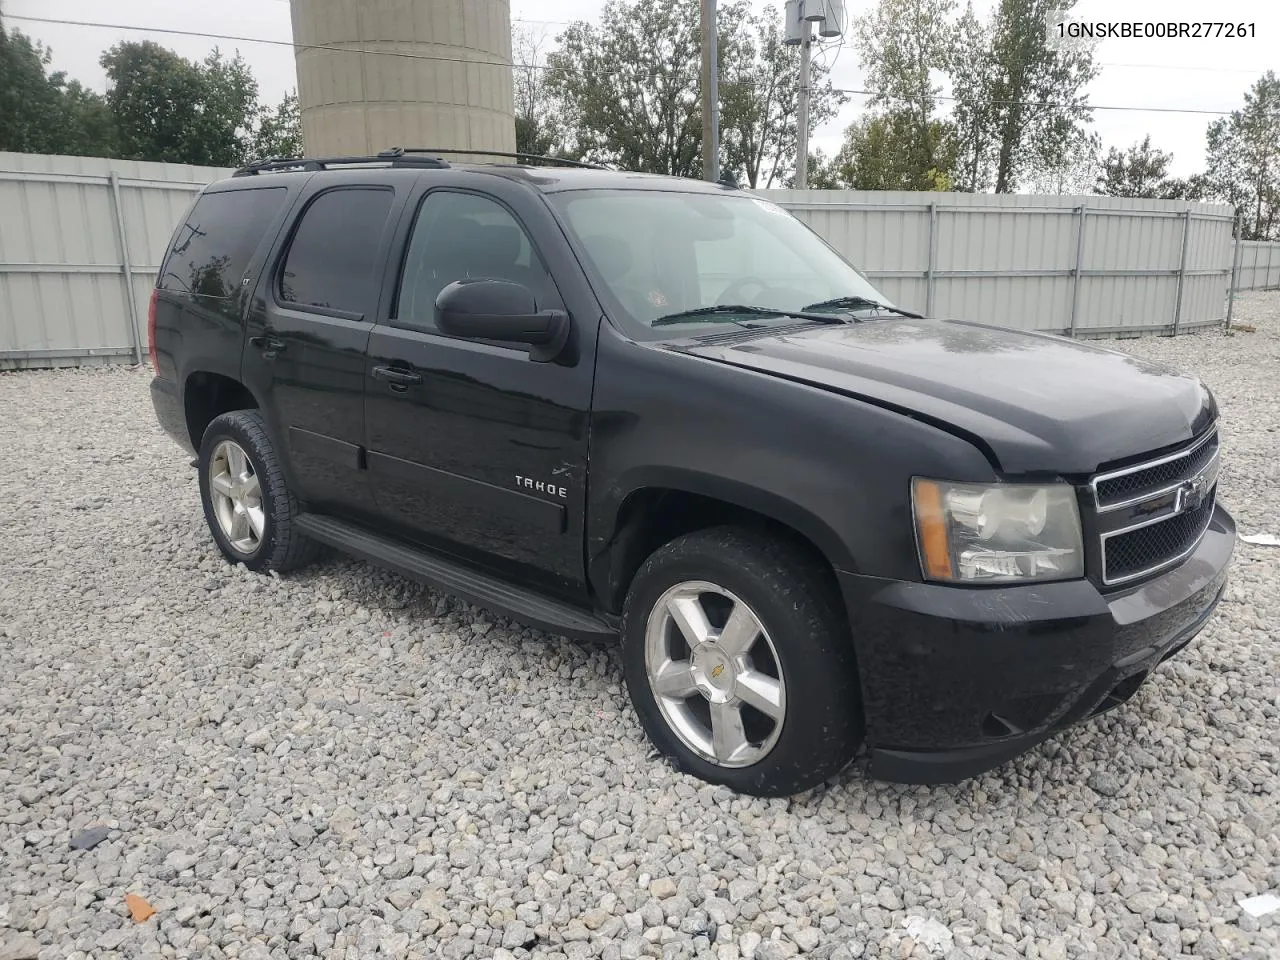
xmin=838 ymin=503 xmax=1235 ymax=784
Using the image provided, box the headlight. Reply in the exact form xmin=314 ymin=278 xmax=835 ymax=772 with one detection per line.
xmin=912 ymin=479 xmax=1084 ymax=583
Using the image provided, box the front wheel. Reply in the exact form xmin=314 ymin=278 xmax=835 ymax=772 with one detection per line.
xmin=622 ymin=527 xmax=864 ymax=796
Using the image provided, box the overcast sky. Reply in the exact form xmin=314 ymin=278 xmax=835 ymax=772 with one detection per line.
xmin=6 ymin=0 xmax=1278 ymax=178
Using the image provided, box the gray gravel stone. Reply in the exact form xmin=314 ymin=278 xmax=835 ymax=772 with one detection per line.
xmin=3 ymin=292 xmax=1280 ymax=960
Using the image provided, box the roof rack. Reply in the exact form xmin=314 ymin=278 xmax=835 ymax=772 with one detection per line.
xmin=232 ymin=150 xmax=451 ymax=177
xmin=386 ymin=147 xmax=608 ymax=170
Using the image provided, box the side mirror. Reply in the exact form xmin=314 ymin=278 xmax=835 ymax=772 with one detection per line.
xmin=435 ymin=279 xmax=569 ymax=362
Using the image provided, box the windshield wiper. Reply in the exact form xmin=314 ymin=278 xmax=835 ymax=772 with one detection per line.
xmin=652 ymin=304 xmax=846 ymax=327
xmin=802 ymin=295 xmax=922 ymax=319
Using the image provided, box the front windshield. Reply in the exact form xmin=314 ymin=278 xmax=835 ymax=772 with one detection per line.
xmin=548 ymin=189 xmax=893 ymax=335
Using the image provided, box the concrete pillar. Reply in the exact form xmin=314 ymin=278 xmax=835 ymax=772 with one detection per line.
xmin=289 ymin=0 xmax=517 ymax=157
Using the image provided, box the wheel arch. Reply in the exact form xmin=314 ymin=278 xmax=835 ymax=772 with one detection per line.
xmin=590 ymin=472 xmax=855 ymax=618
xmin=183 ymin=370 xmax=260 ymax=451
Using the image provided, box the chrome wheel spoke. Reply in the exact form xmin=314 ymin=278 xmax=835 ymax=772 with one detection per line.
xmin=229 ymin=507 xmax=250 ymax=543
xmin=246 ymin=505 xmax=266 ymax=540
xmin=715 ymin=602 xmax=760 ymax=658
xmin=653 ymin=660 xmax=699 ymax=699
xmin=241 ymin=471 xmax=262 ymax=504
xmin=667 ymin=596 xmax=712 ymax=647
xmin=737 ymin=669 xmax=784 ymax=720
xmin=210 ymin=472 xmax=235 ymax=499
xmin=644 ymin=580 xmax=786 ymax=770
xmin=710 ymin=700 xmax=750 ymax=764
xmin=226 ymin=444 xmax=248 ymax=478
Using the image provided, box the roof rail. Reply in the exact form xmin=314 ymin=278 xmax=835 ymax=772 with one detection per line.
xmin=385 ymin=147 xmax=608 ymax=170
xmin=232 ymin=151 xmax=451 ymax=177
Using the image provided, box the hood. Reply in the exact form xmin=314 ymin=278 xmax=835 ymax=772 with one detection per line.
xmin=679 ymin=318 xmax=1216 ymax=475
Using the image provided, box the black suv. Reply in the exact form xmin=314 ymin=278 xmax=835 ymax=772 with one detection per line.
xmin=149 ymin=150 xmax=1234 ymax=796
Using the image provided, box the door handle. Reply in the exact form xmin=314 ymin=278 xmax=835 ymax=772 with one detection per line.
xmin=249 ymin=335 xmax=287 ymax=353
xmin=371 ymin=365 xmax=423 ymax=387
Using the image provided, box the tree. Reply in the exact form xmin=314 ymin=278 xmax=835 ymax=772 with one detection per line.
xmin=0 ymin=18 xmax=114 ymax=156
xmin=513 ymin=26 xmax=561 ymax=157
xmin=946 ymin=2 xmax=998 ymax=191
xmin=544 ymin=0 xmax=704 ymax=176
xmin=807 ymin=149 xmax=842 ymax=189
xmin=1200 ymin=72 xmax=1280 ymax=240
xmin=719 ymin=4 xmax=843 ymax=188
xmin=1094 ymin=135 xmax=1181 ymax=199
xmin=101 ymin=42 xmax=258 ymax=166
xmin=983 ymin=0 xmax=1097 ymax=193
xmin=831 ymin=110 xmax=956 ymax=190
xmin=1023 ymin=128 xmax=1098 ymax=194
xmin=854 ymin=0 xmax=957 ymax=189
xmin=246 ymin=92 xmax=302 ymax=162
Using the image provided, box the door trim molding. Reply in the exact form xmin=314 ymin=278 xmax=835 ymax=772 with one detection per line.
xmin=288 ymin=426 xmax=364 ymax=470
xmin=366 ymin=451 xmax=566 ymax=533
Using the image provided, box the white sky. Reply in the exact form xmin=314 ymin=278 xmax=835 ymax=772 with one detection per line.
xmin=6 ymin=0 xmax=1278 ymax=178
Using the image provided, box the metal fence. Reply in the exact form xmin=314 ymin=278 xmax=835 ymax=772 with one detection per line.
xmin=761 ymin=189 xmax=1238 ymax=338
xmin=0 ymin=152 xmax=231 ymax=370
xmin=1233 ymin=240 xmax=1280 ymax=292
xmin=0 ymin=153 xmax=1260 ymax=369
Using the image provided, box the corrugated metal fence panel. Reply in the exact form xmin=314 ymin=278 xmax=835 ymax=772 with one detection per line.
xmin=1236 ymin=240 xmax=1280 ymax=291
xmin=0 ymin=152 xmax=229 ymax=369
xmin=0 ymin=160 xmax=1250 ymax=367
xmin=763 ymin=190 xmax=1237 ymax=336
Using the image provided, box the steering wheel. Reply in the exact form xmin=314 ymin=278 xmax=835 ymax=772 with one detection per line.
xmin=717 ymin=277 xmax=771 ymax=305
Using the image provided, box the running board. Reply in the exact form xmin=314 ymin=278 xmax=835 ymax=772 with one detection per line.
xmin=295 ymin=514 xmax=618 ymax=642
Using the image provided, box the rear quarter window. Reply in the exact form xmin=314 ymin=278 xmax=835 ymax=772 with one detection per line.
xmin=159 ymin=187 xmax=287 ymax=298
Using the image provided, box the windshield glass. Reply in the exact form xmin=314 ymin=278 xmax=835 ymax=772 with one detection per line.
xmin=547 ymin=189 xmax=893 ymax=336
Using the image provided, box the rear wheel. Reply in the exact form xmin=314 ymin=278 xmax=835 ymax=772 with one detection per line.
xmin=622 ymin=527 xmax=864 ymax=796
xmin=198 ymin=410 xmax=318 ymax=573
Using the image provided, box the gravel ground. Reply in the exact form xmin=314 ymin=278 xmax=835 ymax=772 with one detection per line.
xmin=2 ymin=292 xmax=1278 ymax=960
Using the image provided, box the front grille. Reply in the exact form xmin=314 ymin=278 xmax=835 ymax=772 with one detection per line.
xmin=1103 ymin=493 xmax=1216 ymax=583
xmin=1092 ymin=428 xmax=1221 ymax=586
xmin=1095 ymin=430 xmax=1218 ymax=507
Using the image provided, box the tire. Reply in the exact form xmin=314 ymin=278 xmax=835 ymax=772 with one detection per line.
xmin=198 ymin=409 xmax=319 ymax=573
xmin=622 ymin=526 xmax=864 ymax=796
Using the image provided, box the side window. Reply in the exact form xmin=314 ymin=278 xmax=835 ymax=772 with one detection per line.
xmin=394 ymin=191 xmax=556 ymax=333
xmin=159 ymin=187 xmax=286 ymax=298
xmin=280 ymin=188 xmax=394 ymax=315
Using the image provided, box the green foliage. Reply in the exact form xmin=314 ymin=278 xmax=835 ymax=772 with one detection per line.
xmin=982 ymin=0 xmax=1097 ymax=193
xmin=831 ymin=111 xmax=957 ymax=191
xmin=1200 ymin=72 xmax=1280 ymax=240
xmin=542 ymin=0 xmax=840 ymax=183
xmin=101 ymin=42 xmax=259 ymax=167
xmin=852 ymin=0 xmax=957 ymax=190
xmin=719 ymin=4 xmax=843 ymax=188
xmin=246 ymin=92 xmax=302 ymax=163
xmin=947 ymin=2 xmax=997 ymax=192
xmin=544 ymin=0 xmax=704 ymax=176
xmin=0 ymin=26 xmax=114 ymax=156
xmin=513 ymin=27 xmax=563 ymax=158
xmin=1094 ymin=135 xmax=1183 ymax=199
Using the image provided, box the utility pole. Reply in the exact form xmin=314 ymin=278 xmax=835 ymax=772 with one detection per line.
xmin=787 ymin=0 xmax=845 ymax=189
xmin=795 ymin=27 xmax=812 ymax=188
xmin=701 ymin=0 xmax=719 ymax=182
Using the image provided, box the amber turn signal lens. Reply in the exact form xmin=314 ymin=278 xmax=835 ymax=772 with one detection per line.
xmin=912 ymin=478 xmax=954 ymax=580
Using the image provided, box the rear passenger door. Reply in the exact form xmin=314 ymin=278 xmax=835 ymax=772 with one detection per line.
xmin=242 ymin=182 xmax=403 ymax=517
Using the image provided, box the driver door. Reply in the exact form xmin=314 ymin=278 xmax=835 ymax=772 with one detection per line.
xmin=362 ymin=186 xmax=594 ymax=600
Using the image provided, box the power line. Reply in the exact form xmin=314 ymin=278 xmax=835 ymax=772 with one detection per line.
xmin=4 ymin=13 xmax=551 ymax=70
xmin=258 ymin=0 xmax=573 ymax=25
xmin=6 ymin=13 xmax=1250 ymax=117
xmin=834 ymin=88 xmax=1238 ymax=116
